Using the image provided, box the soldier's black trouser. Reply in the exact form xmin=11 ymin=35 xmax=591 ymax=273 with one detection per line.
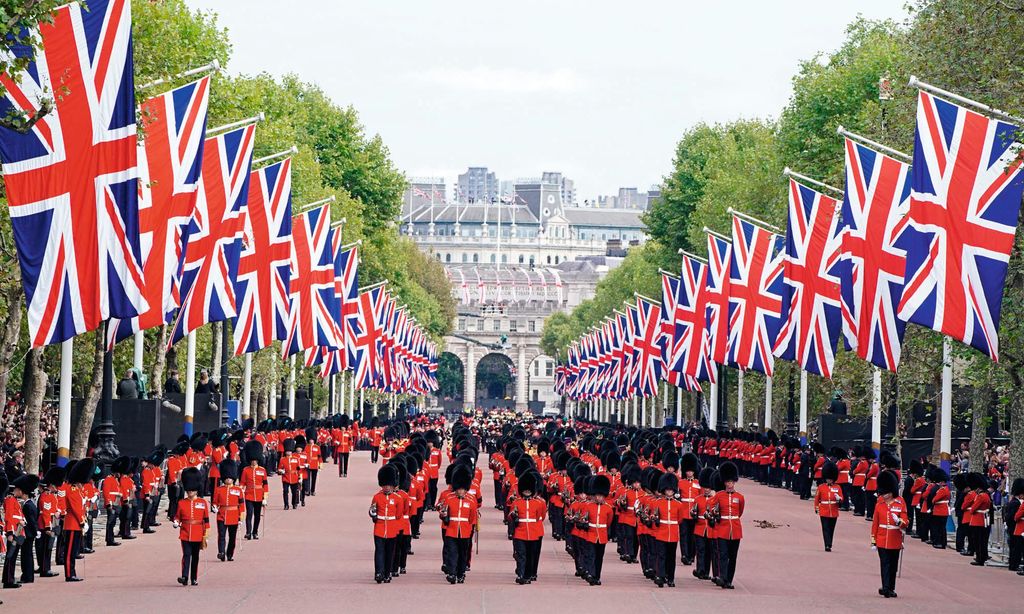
xmin=62 ymin=530 xmax=80 ymax=579
xmin=338 ymin=453 xmax=350 ymax=476
xmin=283 ymin=482 xmax=299 ymax=508
xmin=373 ymin=535 xmax=396 ymax=578
xmin=427 ymin=478 xmax=438 ymax=509
xmin=715 ymin=538 xmax=739 ymax=584
xmin=3 ymin=539 xmax=21 ymax=585
xmin=394 ymin=534 xmax=409 ymax=573
xmin=917 ymin=510 xmax=931 ymax=541
xmin=877 ymin=547 xmax=899 ymax=592
xmin=105 ymin=506 xmax=120 ymax=544
xmin=308 ymin=469 xmax=318 ymax=495
xmin=620 ymin=524 xmax=637 ymax=559
xmin=799 ymin=474 xmax=812 ymax=499
xmin=217 ymin=521 xmax=238 ymax=558
xmin=851 ymin=485 xmax=865 ymax=515
xmin=549 ymin=504 xmax=564 ymax=538
xmin=493 ymin=480 xmax=503 ymax=510
xmin=142 ymin=497 xmax=154 ymax=531
xmin=680 ymin=519 xmax=695 ymax=562
xmin=36 ymin=530 xmax=54 ymax=575
xmin=931 ymin=514 xmax=948 ymax=548
xmin=697 ymin=535 xmax=716 ymax=578
xmin=180 ymin=540 xmax=200 ymax=582
xmin=370 ymin=447 xmax=379 ymax=463
xmin=167 ymin=484 xmax=180 ymax=519
xmin=955 ymin=513 xmax=969 ymax=551
xmin=513 ymin=537 xmax=542 ymax=579
xmin=119 ymin=503 xmax=133 ymax=538
xmin=865 ymin=490 xmax=877 ymax=519
xmin=245 ymin=500 xmax=263 ymax=536
xmin=84 ymin=509 xmax=97 ymax=549
xmin=579 ymin=540 xmax=605 ymax=581
xmin=20 ymin=535 xmax=34 ymax=582
xmin=840 ymin=483 xmax=851 ymax=510
xmin=820 ymin=516 xmax=837 ymax=549
xmin=442 ymin=535 xmax=472 ymax=577
xmin=655 ymin=539 xmax=677 ymax=582
xmin=973 ymin=525 xmax=989 ymax=563
xmin=1008 ymin=534 xmax=1023 ymax=571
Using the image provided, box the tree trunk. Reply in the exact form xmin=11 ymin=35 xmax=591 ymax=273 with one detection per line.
xmin=71 ymin=332 xmax=105 ymax=459
xmin=22 ymin=348 xmax=46 ymax=475
xmin=0 ymin=284 xmax=23 ymax=405
xmin=969 ymin=385 xmax=988 ymax=472
xmin=151 ymin=324 xmax=169 ymax=397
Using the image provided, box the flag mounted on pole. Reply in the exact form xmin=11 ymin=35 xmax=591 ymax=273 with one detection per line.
xmin=0 ymin=0 xmax=146 ymax=347
xmin=898 ymin=83 xmax=1024 ymax=360
xmin=283 ymin=205 xmax=340 ymax=357
xmin=705 ymin=232 xmax=732 ymax=367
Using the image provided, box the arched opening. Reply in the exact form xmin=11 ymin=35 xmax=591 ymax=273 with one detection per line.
xmin=476 ymin=352 xmax=515 ymax=410
xmin=528 ymin=353 xmax=556 ymax=413
xmin=435 ymin=352 xmax=464 ymax=412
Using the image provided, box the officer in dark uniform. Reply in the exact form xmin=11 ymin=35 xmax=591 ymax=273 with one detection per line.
xmin=13 ymin=474 xmax=39 ymax=584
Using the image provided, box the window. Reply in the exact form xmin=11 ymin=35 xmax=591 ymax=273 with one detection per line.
xmin=534 ymin=362 xmax=540 ymax=376
xmin=518 ymin=255 xmax=524 ymax=264
xmin=445 ymin=253 xmax=451 ymax=263
xmin=475 ymin=319 xmax=483 ymax=331
xmin=528 ymin=320 xmax=536 ymax=333
xmin=490 ymin=254 xmax=496 ymax=264
xmin=510 ymin=320 xmax=518 ymax=332
xmin=501 ymin=254 xmax=508 ymax=263
xmin=493 ymin=319 xmax=501 ymax=331
xmin=546 ymin=255 xmax=551 ymax=264
xmin=546 ymin=361 xmax=554 ymax=377
xmin=462 ymin=253 xmax=468 ymax=263
xmin=473 ymin=253 xmax=479 ymax=263
xmin=458 ymin=318 xmax=465 ymax=331
xmin=532 ymin=390 xmax=539 ymax=402
xmin=435 ymin=253 xmax=441 ymax=260
xmin=554 ymin=255 xmax=560 ymax=264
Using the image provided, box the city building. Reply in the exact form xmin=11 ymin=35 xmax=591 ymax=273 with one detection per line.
xmin=457 ymin=166 xmax=499 ymax=203
xmin=402 ymin=177 xmax=447 ymax=219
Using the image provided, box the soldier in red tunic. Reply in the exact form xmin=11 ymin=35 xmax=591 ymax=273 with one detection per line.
xmin=278 ymin=438 xmax=301 ymax=510
xmin=579 ymin=474 xmax=613 ymax=585
xmin=62 ymin=459 xmax=93 ymax=582
xmin=712 ymin=461 xmax=744 ymax=590
xmin=814 ymin=461 xmax=842 ymax=552
xmin=440 ymin=464 xmax=478 ymax=584
xmin=240 ymin=440 xmax=268 ymax=540
xmin=650 ymin=472 xmax=686 ymax=587
xmin=370 ymin=465 xmax=402 ymax=583
xmin=871 ymin=469 xmax=908 ymax=598
xmin=173 ymin=467 xmax=210 ymax=586
xmin=36 ymin=467 xmax=64 ymax=578
xmin=509 ymin=471 xmax=546 ymax=584
xmin=212 ymin=459 xmax=243 ymax=561
xmin=678 ymin=452 xmax=701 ymax=566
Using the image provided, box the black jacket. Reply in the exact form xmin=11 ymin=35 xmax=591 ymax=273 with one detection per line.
xmin=22 ymin=498 xmax=38 ymax=540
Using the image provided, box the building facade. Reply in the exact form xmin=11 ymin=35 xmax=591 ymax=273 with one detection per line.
xmin=457 ymin=166 xmax=499 ymax=203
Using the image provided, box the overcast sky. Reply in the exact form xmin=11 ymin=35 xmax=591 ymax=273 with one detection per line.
xmin=187 ymin=1 xmax=909 ymax=201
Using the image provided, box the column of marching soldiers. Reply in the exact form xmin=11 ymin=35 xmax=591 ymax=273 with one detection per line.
xmin=367 ymin=413 xmax=1024 ymax=598
xmin=0 ymin=416 xmax=378 ymax=593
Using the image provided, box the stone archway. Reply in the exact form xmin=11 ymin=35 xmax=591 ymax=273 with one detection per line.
xmin=476 ymin=352 xmax=516 ymax=410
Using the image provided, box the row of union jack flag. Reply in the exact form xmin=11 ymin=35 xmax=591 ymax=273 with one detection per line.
xmin=0 ymin=0 xmax=436 ymax=393
xmin=557 ymin=82 xmax=1024 ymax=401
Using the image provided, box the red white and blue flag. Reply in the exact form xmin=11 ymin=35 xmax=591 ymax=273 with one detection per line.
xmin=171 ymin=124 xmax=255 ymax=342
xmin=774 ymin=179 xmax=843 ymax=378
xmin=233 ymin=158 xmax=292 ymax=355
xmin=0 ymin=0 xmax=146 ymax=347
xmin=838 ymin=138 xmax=911 ymax=371
xmin=897 ymin=91 xmax=1024 ymax=360
xmin=727 ymin=215 xmax=786 ymax=375
xmin=283 ymin=205 xmax=340 ymax=356
xmin=352 ymin=286 xmax=388 ymax=389
xmin=705 ymin=234 xmax=732 ymax=367
xmin=631 ymin=297 xmax=665 ymax=397
xmin=110 ymin=77 xmax=210 ymax=346
xmin=663 ymin=256 xmax=716 ymax=388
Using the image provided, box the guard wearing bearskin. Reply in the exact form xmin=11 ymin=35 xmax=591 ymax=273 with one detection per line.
xmin=173 ymin=467 xmax=210 ymax=586
xmin=871 ymin=468 xmax=907 ymax=598
xmin=815 ymin=460 xmax=842 ymax=552
xmin=213 ymin=459 xmax=243 ymax=561
xmin=712 ymin=461 xmax=743 ymax=589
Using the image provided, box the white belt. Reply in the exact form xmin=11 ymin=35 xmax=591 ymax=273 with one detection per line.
xmin=518 ymin=518 xmax=537 ymax=523
xmin=680 ymin=498 xmax=694 ymax=502
xmin=450 ymin=517 xmax=470 ymax=522
xmin=661 ymin=520 xmax=678 ymax=525
xmin=721 ymin=516 xmax=739 ymax=520
xmin=379 ymin=516 xmax=396 ymax=520
xmin=589 ymin=523 xmax=607 ymax=528
xmin=819 ymin=501 xmax=837 ymax=505
xmin=879 ymin=524 xmax=900 ymax=530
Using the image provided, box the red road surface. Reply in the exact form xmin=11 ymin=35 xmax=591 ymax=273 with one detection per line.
xmin=7 ymin=452 xmax=1018 ymax=613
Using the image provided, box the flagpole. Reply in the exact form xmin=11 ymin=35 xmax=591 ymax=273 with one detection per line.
xmin=940 ymin=337 xmax=953 ymax=476
xmin=360 ymin=387 xmax=366 ymax=420
xmin=909 ymin=75 xmax=1024 ymax=125
xmin=207 ymin=112 xmax=264 ymax=137
xmin=297 ymin=195 xmax=336 ymax=213
xmin=726 ymin=207 xmax=783 ymax=234
xmin=783 ymin=167 xmax=844 ymax=196
xmin=269 ymin=351 xmax=278 ymax=418
xmin=57 ymin=339 xmax=73 ymax=466
xmin=764 ymin=375 xmax=773 ymax=432
xmin=253 ymin=145 xmax=298 ymax=168
xmin=799 ymin=370 xmax=808 ymax=444
xmin=288 ymin=354 xmax=296 ymax=419
xmin=640 ymin=396 xmax=646 ymax=428
xmin=709 ymin=378 xmax=718 ymax=430
xmin=243 ymin=353 xmax=252 ymax=420
xmin=837 ymin=126 xmax=912 ymax=162
xmin=871 ymin=367 xmax=882 ymax=459
xmin=349 ymin=373 xmax=356 ymax=419
xmin=737 ymin=371 xmax=745 ymax=428
xmin=675 ymin=386 xmax=682 ymax=427
xmin=184 ymin=332 xmax=197 ymax=435
xmin=133 ymin=330 xmax=144 ymax=372
xmin=138 ymin=59 xmax=221 ymax=91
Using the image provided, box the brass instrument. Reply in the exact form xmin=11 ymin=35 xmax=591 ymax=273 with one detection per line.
xmin=705 ymin=500 xmax=721 ymax=527
xmin=369 ymin=501 xmax=378 ymax=520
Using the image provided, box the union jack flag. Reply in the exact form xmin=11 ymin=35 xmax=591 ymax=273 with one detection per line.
xmin=632 ymin=297 xmax=665 ymax=397
xmin=615 ymin=311 xmax=634 ymax=399
xmin=705 ymin=234 xmax=732 ymax=366
xmin=110 ymin=77 xmax=210 ymax=346
xmin=837 ymin=138 xmax=911 ymax=371
xmin=308 ymin=235 xmax=358 ymax=377
xmin=727 ymin=216 xmax=786 ymax=375
xmin=0 ymin=0 xmax=146 ymax=347
xmin=233 ymin=158 xmax=292 ymax=355
xmin=664 ymin=257 xmax=716 ymax=388
xmin=283 ymin=205 xmax=340 ymax=357
xmin=774 ymin=179 xmax=843 ymax=378
xmin=171 ymin=124 xmax=255 ymax=343
xmin=898 ymin=91 xmax=1024 ymax=360
xmin=352 ymin=286 xmax=387 ymax=389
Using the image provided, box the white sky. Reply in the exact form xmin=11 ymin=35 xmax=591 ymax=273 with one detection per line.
xmin=186 ymin=1 xmax=909 ymax=200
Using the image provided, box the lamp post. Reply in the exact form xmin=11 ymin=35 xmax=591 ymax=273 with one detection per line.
xmin=93 ymin=320 xmax=120 ymax=466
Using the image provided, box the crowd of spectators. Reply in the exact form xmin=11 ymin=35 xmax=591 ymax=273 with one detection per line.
xmin=1 ymin=393 xmax=59 ymax=471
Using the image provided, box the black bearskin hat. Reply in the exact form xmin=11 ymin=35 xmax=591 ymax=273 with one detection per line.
xmin=69 ymin=459 xmax=94 ymax=485
xmin=378 ymin=465 xmax=399 ymax=488
xmin=662 ymin=450 xmax=680 ymax=472
xmin=243 ymin=440 xmax=265 ymax=466
xmin=657 ymin=472 xmax=679 ymax=494
xmin=43 ymin=466 xmax=66 ymax=487
xmin=112 ymin=456 xmax=131 ymax=475
xmin=13 ymin=473 xmax=39 ymax=495
xmin=680 ymin=452 xmax=700 ymax=476
xmin=294 ymin=435 xmax=307 ymax=450
xmin=1011 ymin=477 xmax=1024 ymax=497
xmin=967 ymin=472 xmax=987 ymax=491
xmin=282 ymin=438 xmax=296 ymax=453
xmin=877 ymin=470 xmax=900 ymax=496
xmin=908 ymin=459 xmax=923 ymax=476
xmin=518 ymin=472 xmax=537 ymax=496
xmin=698 ymin=466 xmax=716 ymax=489
xmin=952 ymin=472 xmax=968 ymax=491
xmin=719 ymin=461 xmax=739 ymax=484
xmin=219 ymin=459 xmax=239 ymax=482
xmin=821 ymin=461 xmax=839 ymax=482
xmin=181 ymin=467 xmax=203 ymax=492
xmin=622 ymin=463 xmax=642 ymax=486
xmin=451 ymin=465 xmax=473 ymax=491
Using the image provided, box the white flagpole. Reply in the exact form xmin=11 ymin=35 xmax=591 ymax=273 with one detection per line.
xmin=709 ymin=379 xmax=719 ymax=430
xmin=799 ymin=370 xmax=808 ymax=444
xmin=269 ymin=352 xmax=278 ymax=418
xmin=243 ymin=353 xmax=252 ymax=420
xmin=339 ymin=371 xmax=346 ymax=415
xmin=737 ymin=370 xmax=745 ymax=428
xmin=185 ymin=331 xmax=197 ymax=435
xmin=288 ymin=354 xmax=296 ymax=419
xmin=871 ymin=367 xmax=882 ymax=459
xmin=764 ymin=375 xmax=773 ymax=431
xmin=940 ymin=337 xmax=953 ymax=471
xmin=349 ymin=373 xmax=355 ymax=418
xmin=675 ymin=386 xmax=682 ymax=426
xmin=640 ymin=396 xmax=646 ymax=428
xmin=133 ymin=331 xmax=144 ymax=372
xmin=57 ymin=339 xmax=73 ymax=465
xmin=360 ymin=387 xmax=367 ymax=419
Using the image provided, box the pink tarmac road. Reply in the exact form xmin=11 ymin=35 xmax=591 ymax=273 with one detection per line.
xmin=8 ymin=452 xmax=1019 ymax=613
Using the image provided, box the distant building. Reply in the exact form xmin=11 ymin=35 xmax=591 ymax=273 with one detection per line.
xmin=458 ymin=166 xmax=499 ymax=203
xmin=618 ymin=187 xmax=641 ymax=209
xmin=541 ymin=171 xmax=577 ymax=207
xmin=403 ymin=178 xmax=446 ymax=219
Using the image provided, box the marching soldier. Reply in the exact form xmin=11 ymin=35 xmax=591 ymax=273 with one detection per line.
xmin=650 ymin=472 xmax=686 ymax=587
xmin=814 ymin=461 xmax=842 ymax=552
xmin=3 ymin=473 xmax=31 ymax=588
xmin=118 ymin=457 xmax=137 ymax=541
xmin=62 ymin=459 xmax=94 ymax=582
xmin=102 ymin=457 xmax=127 ymax=546
xmin=36 ymin=467 xmax=63 ymax=578
xmin=370 ymin=465 xmax=401 ymax=583
xmin=678 ymin=452 xmax=700 ymax=565
xmin=279 ymin=438 xmax=300 ymax=510
xmin=240 ymin=440 xmax=268 ymax=540
xmin=509 ymin=471 xmax=546 ymax=584
xmin=212 ymin=459 xmax=243 ymax=561
xmin=712 ymin=461 xmax=743 ymax=590
xmin=173 ymin=467 xmax=210 ymax=586
xmin=140 ymin=450 xmax=163 ymax=534
xmin=14 ymin=474 xmax=39 ymax=584
xmin=439 ymin=464 xmax=478 ymax=584
xmin=691 ymin=467 xmax=717 ymax=581
xmin=616 ymin=463 xmax=641 ymax=564
xmin=927 ymin=466 xmax=950 ymax=549
xmin=871 ymin=469 xmax=907 ymax=598
xmin=305 ymin=427 xmax=322 ymax=496
xmin=965 ymin=472 xmax=991 ymax=566
xmin=579 ymin=474 xmax=613 ymax=585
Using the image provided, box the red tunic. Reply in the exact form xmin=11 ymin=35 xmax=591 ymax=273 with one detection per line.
xmin=582 ymin=501 xmax=613 ymax=544
xmin=712 ymin=490 xmax=745 ymax=540
xmin=241 ymin=465 xmax=269 ymax=501
xmin=650 ymin=496 xmax=686 ymax=542
xmin=510 ymin=496 xmax=546 ymax=541
xmin=371 ymin=490 xmax=403 ymax=538
xmin=174 ymin=497 xmax=211 ymax=542
xmin=442 ymin=494 xmax=478 ymax=539
xmin=63 ymin=485 xmax=85 ymax=531
xmin=871 ymin=496 xmax=908 ymax=549
xmin=814 ymin=483 xmax=842 ymax=518
xmin=213 ymin=485 xmax=244 ymax=525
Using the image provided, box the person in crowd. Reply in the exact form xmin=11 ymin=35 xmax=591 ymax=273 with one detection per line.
xmin=116 ymin=370 xmax=139 ymax=400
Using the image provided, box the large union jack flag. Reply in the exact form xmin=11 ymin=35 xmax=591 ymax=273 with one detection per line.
xmin=352 ymin=286 xmax=387 ymax=389
xmin=838 ymin=138 xmax=911 ymax=371
xmin=664 ymin=256 xmax=716 ymax=389
xmin=897 ymin=91 xmax=1024 ymax=360
xmin=705 ymin=233 xmax=732 ymax=367
xmin=774 ymin=179 xmax=843 ymax=378
xmin=727 ymin=216 xmax=786 ymax=375
xmin=283 ymin=205 xmax=340 ymax=357
xmin=316 ymin=244 xmax=360 ymax=378
xmin=233 ymin=158 xmax=292 ymax=355
xmin=631 ymin=297 xmax=665 ymax=397
xmin=0 ymin=0 xmax=146 ymax=347
xmin=171 ymin=124 xmax=255 ymax=343
xmin=110 ymin=77 xmax=210 ymax=346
